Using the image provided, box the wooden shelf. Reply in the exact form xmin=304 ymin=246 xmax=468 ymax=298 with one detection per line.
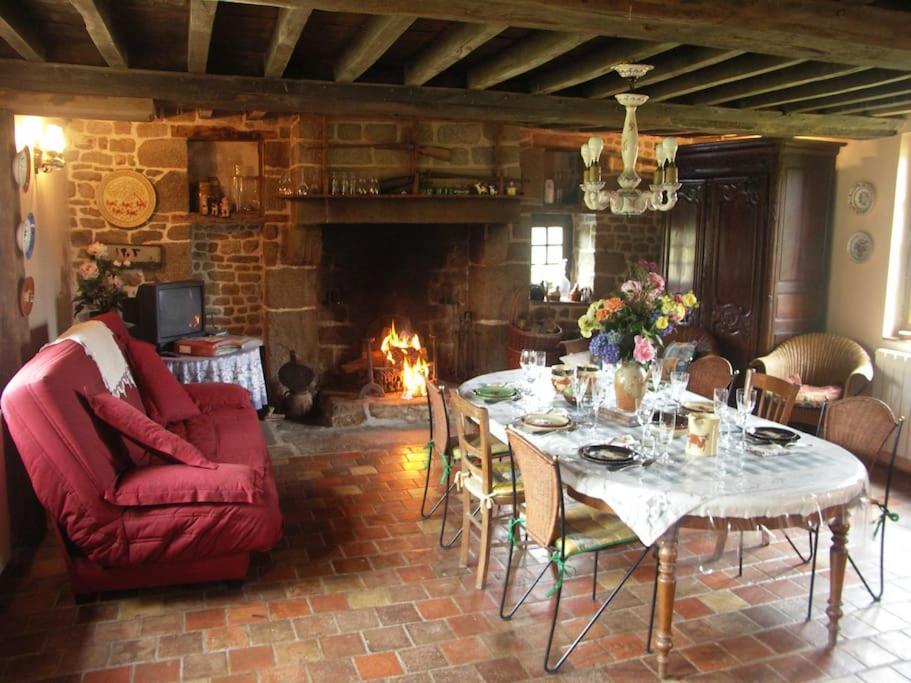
xmin=282 ymin=194 xmax=520 ymax=201
xmin=282 ymin=194 xmax=522 ymax=224
xmin=188 ymin=213 xmax=265 ymax=224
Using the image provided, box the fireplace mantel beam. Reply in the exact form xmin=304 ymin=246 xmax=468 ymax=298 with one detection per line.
xmin=187 ymin=0 xmax=218 ymax=73
xmin=264 ymin=6 xmax=312 ymax=78
xmin=405 ymin=22 xmax=506 ymax=86
xmin=215 ymin=0 xmax=911 ymax=71
xmin=0 ymin=60 xmax=900 ymax=139
xmin=333 ymin=15 xmax=415 ymax=83
xmin=70 ymin=0 xmax=129 ymax=69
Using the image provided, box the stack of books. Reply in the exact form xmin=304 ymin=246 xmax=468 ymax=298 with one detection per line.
xmin=175 ymin=335 xmax=262 ymax=357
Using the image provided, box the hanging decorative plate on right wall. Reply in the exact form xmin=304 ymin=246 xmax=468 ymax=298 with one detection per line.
xmin=847 ymin=231 xmax=873 ymax=263
xmin=848 ymin=181 xmax=875 ymax=214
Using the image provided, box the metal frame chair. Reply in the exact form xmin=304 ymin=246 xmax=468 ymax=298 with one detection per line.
xmin=499 ymin=429 xmax=658 ymax=673
xmin=419 ymin=382 xmax=464 ymax=548
xmin=806 ymin=397 xmax=904 ymax=617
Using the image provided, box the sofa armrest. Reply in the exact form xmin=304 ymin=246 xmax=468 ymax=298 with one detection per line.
xmin=183 ymin=383 xmax=252 ymax=413
xmin=104 ymin=463 xmax=262 ymax=506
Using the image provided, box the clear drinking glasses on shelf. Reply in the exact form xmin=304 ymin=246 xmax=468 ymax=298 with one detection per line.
xmin=669 ymin=370 xmax=690 ymax=405
xmin=736 ymin=387 xmax=757 ymax=452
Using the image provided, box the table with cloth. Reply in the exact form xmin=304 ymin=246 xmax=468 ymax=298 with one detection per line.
xmin=460 ymin=369 xmax=869 ymax=679
xmin=161 ymin=346 xmax=268 ymax=410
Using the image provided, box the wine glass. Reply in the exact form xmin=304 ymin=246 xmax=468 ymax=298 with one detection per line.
xmin=635 ymin=396 xmax=656 ymax=458
xmin=649 ymin=362 xmax=663 ymax=398
xmin=658 ymin=409 xmax=677 ymax=464
xmin=588 ymin=372 xmax=609 ymax=430
xmin=670 ymin=370 xmax=690 ymax=405
xmin=736 ymin=388 xmax=757 ymax=452
xmin=571 ymin=367 xmax=591 ymax=421
xmin=519 ymin=349 xmax=536 ymax=393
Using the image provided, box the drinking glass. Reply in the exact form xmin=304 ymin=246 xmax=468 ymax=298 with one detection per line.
xmin=658 ymin=409 xmax=677 ymax=463
xmin=635 ymin=396 xmax=656 ymax=458
xmin=670 ymin=370 xmax=689 ymax=405
xmin=648 ymin=362 xmax=663 ymax=397
xmin=341 ymin=172 xmax=351 ymax=196
xmin=736 ymin=388 xmax=757 ymax=452
xmin=571 ymin=367 xmax=591 ymax=420
xmin=588 ymin=372 xmax=608 ymax=430
xmin=519 ymin=349 xmax=536 ymax=392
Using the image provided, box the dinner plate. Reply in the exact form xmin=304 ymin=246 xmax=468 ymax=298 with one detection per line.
xmin=579 ymin=444 xmax=634 ymax=466
xmin=681 ymin=401 xmax=713 ymax=414
xmin=523 ymin=413 xmax=571 ymax=429
xmin=747 ymin=426 xmax=800 ymax=444
xmin=473 ymin=384 xmax=518 ymax=400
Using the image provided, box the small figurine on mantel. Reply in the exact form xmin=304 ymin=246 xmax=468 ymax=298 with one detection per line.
xmin=218 ymin=196 xmax=231 ymax=218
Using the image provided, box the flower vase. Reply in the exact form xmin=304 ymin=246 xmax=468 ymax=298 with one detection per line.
xmin=614 ymin=360 xmax=646 ymax=412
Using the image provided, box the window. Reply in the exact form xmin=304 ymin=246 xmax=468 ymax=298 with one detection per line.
xmin=884 ymin=132 xmax=911 ymax=339
xmin=530 ymin=216 xmax=572 ymax=286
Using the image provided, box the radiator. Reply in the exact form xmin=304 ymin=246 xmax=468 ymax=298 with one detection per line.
xmin=872 ymin=348 xmax=911 ymax=461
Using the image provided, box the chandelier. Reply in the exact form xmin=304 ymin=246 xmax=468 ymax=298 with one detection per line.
xmin=580 ymin=64 xmax=680 ymax=215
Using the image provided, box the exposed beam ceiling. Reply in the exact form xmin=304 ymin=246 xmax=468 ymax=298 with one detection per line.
xmin=404 ymin=22 xmax=506 ymax=86
xmin=70 ymin=0 xmax=128 ymax=69
xmin=786 ymin=81 xmax=911 ymax=114
xmin=689 ymin=63 xmax=870 ymax=106
xmin=187 ymin=0 xmax=217 ymax=73
xmin=740 ymin=69 xmax=911 ymax=109
xmin=586 ymin=47 xmax=742 ymax=99
xmin=264 ymin=6 xmax=312 ymax=78
xmin=530 ymin=39 xmax=678 ymax=95
xmin=333 ymin=15 xmax=414 ymax=83
xmin=217 ymin=0 xmax=911 ymax=71
xmin=0 ymin=2 xmax=45 ymax=61
xmin=0 ymin=90 xmax=154 ymax=121
xmin=0 ymin=60 xmax=898 ymax=139
xmin=467 ymin=31 xmax=594 ymax=90
xmin=822 ymin=94 xmax=911 ymax=116
xmin=645 ymin=55 xmax=804 ymax=102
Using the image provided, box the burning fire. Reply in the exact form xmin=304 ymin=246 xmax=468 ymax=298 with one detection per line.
xmin=380 ymin=321 xmax=429 ymax=398
xmin=191 ymin=314 xmax=201 ymax=329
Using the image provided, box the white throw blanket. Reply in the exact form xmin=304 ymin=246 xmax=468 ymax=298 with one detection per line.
xmin=49 ymin=321 xmax=135 ymax=397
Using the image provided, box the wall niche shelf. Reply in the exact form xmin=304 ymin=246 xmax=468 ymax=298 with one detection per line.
xmin=188 ymin=213 xmax=266 ymax=225
xmin=282 ymin=194 xmax=521 ymax=224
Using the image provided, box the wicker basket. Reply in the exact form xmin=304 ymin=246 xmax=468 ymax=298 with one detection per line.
xmin=506 ymin=322 xmax=563 ymax=369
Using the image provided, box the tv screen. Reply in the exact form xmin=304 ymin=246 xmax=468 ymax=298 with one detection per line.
xmin=157 ymin=286 xmax=204 ymax=340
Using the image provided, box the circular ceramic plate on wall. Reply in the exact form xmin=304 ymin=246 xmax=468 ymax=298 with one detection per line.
xmin=97 ymin=170 xmax=157 ymax=228
xmin=847 ymin=231 xmax=873 ymax=263
xmin=848 ymin=181 xmax=875 ymax=214
xmin=18 ymin=276 xmax=35 ymax=316
xmin=17 ymin=212 xmax=36 ymax=259
xmin=13 ymin=146 xmax=30 ymax=192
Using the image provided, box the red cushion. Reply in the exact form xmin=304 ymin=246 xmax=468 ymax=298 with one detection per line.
xmin=104 ymin=463 xmax=261 ymax=506
xmin=126 ymin=338 xmax=200 ymax=425
xmin=90 ymin=311 xmax=131 ymax=345
xmin=88 ymin=392 xmax=216 ymax=469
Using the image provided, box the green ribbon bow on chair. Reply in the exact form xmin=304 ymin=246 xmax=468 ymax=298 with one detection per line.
xmin=425 ymin=439 xmax=453 ymax=484
xmin=873 ymin=501 xmax=899 ymax=539
xmin=506 ymin=516 xmax=525 ymax=547
xmin=546 ymin=551 xmax=574 ymax=598
xmin=425 ymin=440 xmax=434 ymax=469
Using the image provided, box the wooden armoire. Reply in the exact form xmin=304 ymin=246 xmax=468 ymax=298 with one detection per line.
xmin=663 ymin=139 xmax=841 ymax=373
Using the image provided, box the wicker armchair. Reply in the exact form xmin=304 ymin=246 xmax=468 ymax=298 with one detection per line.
xmin=662 ymin=325 xmax=720 ymax=359
xmin=749 ymin=333 xmax=873 ymax=426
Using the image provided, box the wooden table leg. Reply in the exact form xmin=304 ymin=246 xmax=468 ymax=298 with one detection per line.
xmin=655 ymin=526 xmax=679 ymax=679
xmin=826 ymin=511 xmax=850 ymax=647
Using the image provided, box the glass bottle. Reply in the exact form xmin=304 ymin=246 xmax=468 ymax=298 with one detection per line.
xmin=232 ymin=164 xmax=245 ymax=212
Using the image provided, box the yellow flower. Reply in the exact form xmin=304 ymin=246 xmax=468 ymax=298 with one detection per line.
xmin=655 ymin=316 xmax=669 ymax=330
xmin=682 ymin=291 xmax=698 ymax=308
xmin=660 ymin=295 xmax=674 ymax=315
xmin=673 ymin=303 xmax=686 ymax=320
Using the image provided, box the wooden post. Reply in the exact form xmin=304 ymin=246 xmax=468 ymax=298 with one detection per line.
xmin=655 ymin=526 xmax=679 ymax=679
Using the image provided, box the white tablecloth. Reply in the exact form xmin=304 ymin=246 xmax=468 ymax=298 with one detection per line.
xmin=460 ymin=370 xmax=868 ymax=546
xmin=162 ymin=347 xmax=268 ymax=410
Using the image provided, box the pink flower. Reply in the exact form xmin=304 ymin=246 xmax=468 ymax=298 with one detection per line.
xmin=648 ymin=272 xmax=665 ymax=293
xmin=633 ymin=335 xmax=656 ymax=364
xmin=620 ymin=280 xmax=642 ymax=298
xmin=637 ymin=258 xmax=659 ymax=271
xmin=78 ymin=261 xmax=99 ymax=280
xmin=86 ymin=241 xmax=107 ymax=258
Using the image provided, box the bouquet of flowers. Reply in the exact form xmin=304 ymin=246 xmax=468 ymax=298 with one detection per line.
xmin=73 ymin=242 xmax=129 ymax=315
xmin=577 ymin=259 xmax=698 ymax=365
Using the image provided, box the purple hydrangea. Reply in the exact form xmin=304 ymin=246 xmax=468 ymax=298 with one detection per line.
xmin=590 ymin=332 xmax=621 ymax=364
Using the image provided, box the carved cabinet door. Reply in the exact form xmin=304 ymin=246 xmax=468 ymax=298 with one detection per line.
xmin=701 ymin=175 xmax=769 ymax=372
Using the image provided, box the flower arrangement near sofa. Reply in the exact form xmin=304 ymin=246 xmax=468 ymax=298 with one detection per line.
xmin=577 ymin=259 xmax=698 ymax=409
xmin=73 ymin=241 xmax=129 ymax=315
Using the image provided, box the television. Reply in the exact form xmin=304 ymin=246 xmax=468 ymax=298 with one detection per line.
xmin=124 ymin=280 xmax=206 ymax=347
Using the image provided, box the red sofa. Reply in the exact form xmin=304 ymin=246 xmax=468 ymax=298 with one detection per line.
xmin=0 ymin=319 xmax=282 ymax=593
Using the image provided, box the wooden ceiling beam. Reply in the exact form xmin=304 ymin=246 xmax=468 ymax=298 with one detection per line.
xmin=216 ymin=0 xmax=911 ymax=71
xmin=0 ymin=90 xmax=154 ymax=121
xmin=530 ymin=39 xmax=678 ymax=95
xmin=70 ymin=0 xmax=128 ymax=69
xmin=264 ymin=6 xmax=312 ymax=78
xmin=404 ymin=22 xmax=506 ymax=86
xmin=586 ymin=47 xmax=742 ymax=99
xmin=467 ymin=31 xmax=594 ymax=90
xmin=786 ymin=81 xmax=911 ymax=114
xmin=0 ymin=60 xmax=898 ymax=139
xmin=645 ymin=55 xmax=804 ymax=103
xmin=187 ymin=0 xmax=218 ymax=73
xmin=333 ymin=15 xmax=414 ymax=83
xmin=739 ymin=69 xmax=911 ymax=109
xmin=0 ymin=3 xmax=45 ymax=61
xmin=689 ymin=63 xmax=870 ymax=106
xmin=820 ymin=94 xmax=911 ymax=116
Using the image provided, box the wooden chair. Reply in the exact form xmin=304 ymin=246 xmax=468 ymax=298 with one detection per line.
xmin=748 ymin=371 xmax=799 ymax=425
xmin=806 ymin=397 xmax=904 ymax=615
xmin=450 ymin=392 xmax=523 ymax=589
xmin=686 ymin=355 xmax=735 ymax=399
xmin=499 ymin=429 xmax=657 ymax=673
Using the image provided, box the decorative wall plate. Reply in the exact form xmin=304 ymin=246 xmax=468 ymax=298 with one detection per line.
xmin=847 ymin=231 xmax=873 ymax=263
xmin=97 ymin=170 xmax=157 ymax=228
xmin=848 ymin=181 xmax=875 ymax=214
xmin=16 ymin=212 xmax=36 ymax=259
xmin=18 ymin=276 xmax=35 ymax=316
xmin=13 ymin=146 xmax=30 ymax=192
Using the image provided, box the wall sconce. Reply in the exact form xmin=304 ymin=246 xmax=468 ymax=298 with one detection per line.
xmin=15 ymin=117 xmax=66 ymax=175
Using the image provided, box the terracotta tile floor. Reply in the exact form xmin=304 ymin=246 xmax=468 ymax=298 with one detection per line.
xmin=2 ymin=421 xmax=911 ymax=682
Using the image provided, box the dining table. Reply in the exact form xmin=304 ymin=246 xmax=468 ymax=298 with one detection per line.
xmin=460 ymin=369 xmax=869 ymax=679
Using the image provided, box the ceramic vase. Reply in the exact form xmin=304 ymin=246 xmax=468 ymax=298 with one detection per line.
xmin=614 ymin=360 xmax=646 ymax=412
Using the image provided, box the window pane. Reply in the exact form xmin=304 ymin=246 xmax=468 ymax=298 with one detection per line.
xmin=548 ymin=245 xmax=563 ymax=263
xmin=548 ymin=226 xmax=563 ymax=244
xmin=531 ymin=226 xmax=547 ymax=245
xmin=531 ymin=245 xmax=547 ymax=265
xmin=530 ymin=264 xmax=547 ymax=284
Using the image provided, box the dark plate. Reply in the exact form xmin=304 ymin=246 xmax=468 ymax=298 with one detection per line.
xmin=747 ymin=426 xmax=800 ymax=444
xmin=579 ymin=444 xmax=635 ymax=465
